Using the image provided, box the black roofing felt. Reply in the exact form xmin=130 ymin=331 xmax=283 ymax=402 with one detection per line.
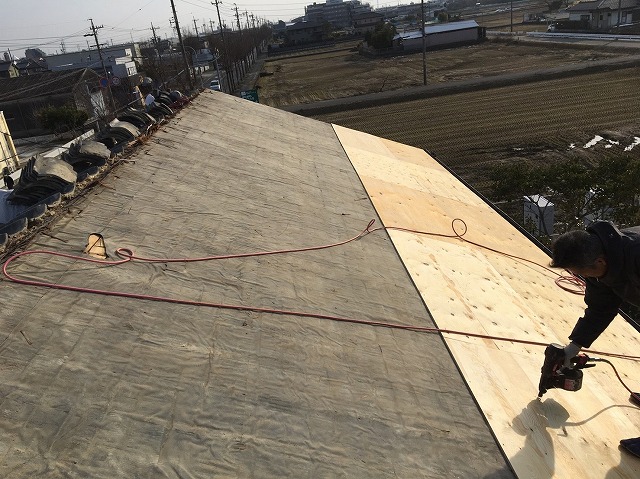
xmin=0 ymin=93 xmax=516 ymax=477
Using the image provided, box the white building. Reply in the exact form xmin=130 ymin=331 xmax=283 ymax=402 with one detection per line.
xmin=45 ymin=43 xmax=140 ymax=81
xmin=523 ymin=194 xmax=554 ymax=236
xmin=393 ymin=20 xmax=482 ymax=51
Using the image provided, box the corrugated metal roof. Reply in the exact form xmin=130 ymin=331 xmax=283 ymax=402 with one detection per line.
xmin=394 ymin=20 xmax=479 ymax=40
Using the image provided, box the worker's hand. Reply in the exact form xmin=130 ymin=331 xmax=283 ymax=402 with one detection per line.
xmin=563 ymin=342 xmax=582 ymax=368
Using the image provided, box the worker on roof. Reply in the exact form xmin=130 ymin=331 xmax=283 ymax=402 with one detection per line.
xmin=551 ymin=220 xmax=640 ymax=458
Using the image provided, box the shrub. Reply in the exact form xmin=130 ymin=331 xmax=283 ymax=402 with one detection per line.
xmin=367 ymin=23 xmax=397 ymax=50
xmin=38 ymin=105 xmax=89 ymax=133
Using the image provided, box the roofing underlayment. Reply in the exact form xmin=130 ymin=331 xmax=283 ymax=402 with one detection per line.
xmin=1 ymin=92 xmax=639 ymax=478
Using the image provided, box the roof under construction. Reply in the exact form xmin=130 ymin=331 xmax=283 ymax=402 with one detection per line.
xmin=1 ymin=92 xmax=639 ymax=478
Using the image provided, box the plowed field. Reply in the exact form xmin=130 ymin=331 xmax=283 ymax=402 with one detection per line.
xmin=257 ymin=40 xmax=636 ymax=108
xmin=258 ymin=31 xmax=640 ymax=222
xmin=311 ymin=67 xmax=640 ymax=198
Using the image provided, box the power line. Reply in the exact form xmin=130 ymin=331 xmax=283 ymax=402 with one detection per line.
xmin=84 ymin=19 xmax=117 ymax=115
xmin=0 ymin=69 xmax=92 ymax=102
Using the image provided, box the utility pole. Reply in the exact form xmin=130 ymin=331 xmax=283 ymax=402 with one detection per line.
xmin=209 ymin=19 xmax=216 ymax=33
xmin=85 ymin=19 xmax=108 ymax=80
xmin=169 ymin=0 xmax=194 ymax=90
xmin=245 ymin=11 xmax=250 ymax=30
xmin=421 ymin=0 xmax=427 ymax=85
xmin=510 ymin=0 xmax=513 ymax=32
xmin=151 ymin=22 xmax=160 ymax=43
xmin=233 ymin=4 xmax=244 ymax=82
xmin=193 ymin=17 xmax=200 ymax=37
xmin=617 ymin=0 xmax=622 ymax=32
xmin=212 ymin=0 xmax=226 ymax=47
xmin=234 ymin=4 xmax=242 ymax=32
xmin=151 ymin=22 xmax=167 ymax=87
xmin=211 ymin=0 xmax=233 ymax=92
xmin=85 ymin=19 xmax=117 ymax=115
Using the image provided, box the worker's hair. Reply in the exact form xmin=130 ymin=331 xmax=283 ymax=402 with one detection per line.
xmin=550 ymin=230 xmax=604 ymax=269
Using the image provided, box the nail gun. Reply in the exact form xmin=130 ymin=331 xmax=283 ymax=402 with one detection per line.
xmin=538 ymin=343 xmax=598 ymax=398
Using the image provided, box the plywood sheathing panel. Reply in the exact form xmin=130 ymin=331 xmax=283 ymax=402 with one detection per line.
xmin=334 ymin=123 xmax=640 ymax=478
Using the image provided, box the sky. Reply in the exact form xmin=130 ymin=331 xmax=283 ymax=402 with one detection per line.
xmin=0 ymin=0 xmax=412 ymax=56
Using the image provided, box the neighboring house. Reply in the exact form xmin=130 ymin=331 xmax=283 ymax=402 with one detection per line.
xmin=0 ymin=69 xmax=107 ymax=138
xmin=25 ymin=48 xmax=47 ymax=62
xmin=155 ymin=39 xmax=174 ymax=54
xmin=393 ymin=20 xmax=482 ymax=51
xmin=15 ymin=58 xmax=48 ymax=76
xmin=353 ymin=11 xmax=384 ymax=35
xmin=285 ymin=21 xmax=327 ymax=45
xmin=45 ymin=43 xmax=140 ymax=81
xmin=192 ymin=49 xmax=215 ymax=67
xmin=566 ymin=0 xmax=639 ymax=29
xmin=0 ymin=61 xmax=19 ymax=79
xmin=272 ymin=20 xmax=288 ymax=34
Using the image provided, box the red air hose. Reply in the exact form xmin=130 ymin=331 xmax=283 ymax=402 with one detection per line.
xmin=3 ymin=220 xmax=639 ymax=374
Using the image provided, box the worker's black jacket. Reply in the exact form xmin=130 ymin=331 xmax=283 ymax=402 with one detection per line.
xmin=569 ymin=221 xmax=640 ymax=347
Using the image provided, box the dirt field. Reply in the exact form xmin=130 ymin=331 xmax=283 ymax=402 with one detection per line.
xmin=309 ymin=67 xmax=640 ymax=231
xmin=311 ymin=65 xmax=640 ymax=189
xmin=256 ymin=29 xmax=640 ymax=228
xmin=257 ymin=39 xmax=637 ymax=107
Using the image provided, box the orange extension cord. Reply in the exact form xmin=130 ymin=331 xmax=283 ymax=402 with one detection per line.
xmin=3 ymin=218 xmax=640 ymax=400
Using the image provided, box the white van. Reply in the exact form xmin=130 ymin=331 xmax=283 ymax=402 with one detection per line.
xmin=209 ymin=79 xmax=221 ymax=91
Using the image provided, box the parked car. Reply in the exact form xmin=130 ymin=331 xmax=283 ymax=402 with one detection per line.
xmin=209 ymin=79 xmax=221 ymax=91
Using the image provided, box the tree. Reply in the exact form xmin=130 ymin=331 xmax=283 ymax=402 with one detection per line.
xmin=490 ymin=156 xmax=640 ymax=234
xmin=546 ymin=0 xmax=563 ymax=12
xmin=37 ymin=105 xmax=88 ymax=134
xmin=590 ymin=156 xmax=640 ymax=226
xmin=366 ymin=23 xmax=397 ymax=50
